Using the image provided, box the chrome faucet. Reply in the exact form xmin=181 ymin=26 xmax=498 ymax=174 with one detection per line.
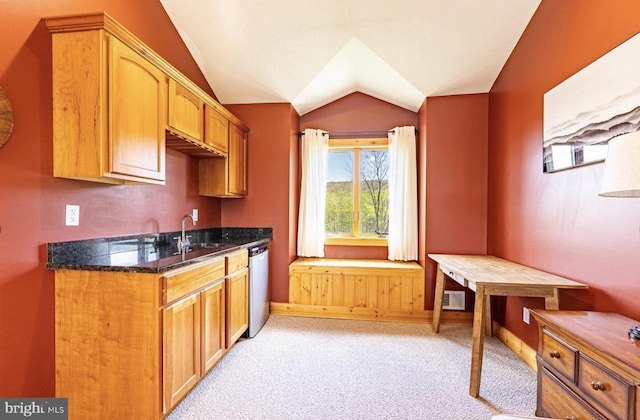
xmin=177 ymin=213 xmax=196 ymax=253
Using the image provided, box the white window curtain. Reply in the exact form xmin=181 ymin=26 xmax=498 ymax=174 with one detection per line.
xmin=297 ymin=128 xmax=329 ymax=257
xmin=388 ymin=126 xmax=418 ymax=261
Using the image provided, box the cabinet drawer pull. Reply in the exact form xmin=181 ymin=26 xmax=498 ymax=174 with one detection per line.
xmin=549 ymin=350 xmax=561 ymax=358
xmin=590 ymin=381 xmax=606 ymax=391
xmin=565 ymin=416 xmax=577 ymax=420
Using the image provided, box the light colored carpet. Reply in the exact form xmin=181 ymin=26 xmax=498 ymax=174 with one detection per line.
xmin=167 ymin=315 xmax=537 ymax=420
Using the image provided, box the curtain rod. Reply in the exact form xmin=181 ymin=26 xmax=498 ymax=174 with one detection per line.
xmin=298 ymin=129 xmax=418 ymax=137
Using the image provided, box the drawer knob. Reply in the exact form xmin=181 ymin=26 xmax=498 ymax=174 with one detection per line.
xmin=549 ymin=350 xmax=561 ymax=358
xmin=590 ymin=381 xmax=606 ymax=391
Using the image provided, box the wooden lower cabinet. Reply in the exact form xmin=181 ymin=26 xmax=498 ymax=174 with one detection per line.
xmin=532 ymin=310 xmax=640 ymax=420
xmin=201 ymin=280 xmax=226 ymax=373
xmin=226 ymin=267 xmax=249 ymax=347
xmin=54 ymin=251 xmax=247 ymax=419
xmin=163 ymin=277 xmax=227 ymax=412
xmin=54 ymin=269 xmax=164 ymax=420
xmin=163 ymin=293 xmax=201 ymax=411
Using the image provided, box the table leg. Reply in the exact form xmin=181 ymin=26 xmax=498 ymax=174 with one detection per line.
xmin=544 ymin=288 xmax=560 ymax=310
xmin=484 ymin=294 xmax=492 ymax=337
xmin=469 ymin=284 xmax=486 ymax=398
xmin=432 ymin=265 xmax=445 ymax=333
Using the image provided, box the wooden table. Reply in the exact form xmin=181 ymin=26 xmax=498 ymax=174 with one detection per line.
xmin=428 ymin=254 xmax=588 ymax=398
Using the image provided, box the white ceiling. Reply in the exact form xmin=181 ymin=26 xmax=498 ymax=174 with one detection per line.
xmin=159 ymin=0 xmax=541 ymax=116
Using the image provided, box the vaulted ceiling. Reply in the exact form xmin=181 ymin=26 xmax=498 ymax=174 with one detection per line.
xmin=159 ymin=0 xmax=541 ymax=115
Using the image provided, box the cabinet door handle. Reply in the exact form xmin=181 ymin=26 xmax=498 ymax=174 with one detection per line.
xmin=549 ymin=350 xmax=561 ymax=358
xmin=565 ymin=416 xmax=577 ymax=420
xmin=590 ymin=381 xmax=606 ymax=391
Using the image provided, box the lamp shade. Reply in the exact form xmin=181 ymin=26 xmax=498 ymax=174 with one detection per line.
xmin=599 ymin=131 xmax=640 ymax=197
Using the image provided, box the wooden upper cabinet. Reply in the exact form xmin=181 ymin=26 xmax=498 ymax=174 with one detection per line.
xmin=168 ymin=78 xmax=204 ymax=141
xmin=110 ymin=38 xmax=167 ymax=182
xmin=198 ymin=122 xmax=248 ymax=198
xmin=228 ymin=123 xmax=248 ymax=195
xmin=47 ymin=25 xmax=166 ymax=184
xmin=46 ymin=12 xmax=249 ymax=188
xmin=204 ymin=105 xmax=229 ymax=155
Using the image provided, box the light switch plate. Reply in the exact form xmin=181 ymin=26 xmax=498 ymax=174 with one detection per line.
xmin=192 ymin=209 xmax=198 ymax=223
xmin=523 ymin=307 xmax=530 ymax=324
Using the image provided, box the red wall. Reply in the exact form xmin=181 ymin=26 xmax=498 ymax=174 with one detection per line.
xmin=423 ymin=95 xmax=489 ymax=309
xmin=289 ymin=106 xmax=301 ymax=285
xmin=418 ymin=101 xmax=428 ymax=270
xmin=223 ymin=103 xmax=300 ymax=303
xmin=0 ymin=0 xmax=222 ymax=396
xmin=300 ymin=92 xmax=418 ymax=134
xmin=489 ymin=0 xmax=640 ymax=347
xmin=300 ymin=92 xmax=419 ymax=259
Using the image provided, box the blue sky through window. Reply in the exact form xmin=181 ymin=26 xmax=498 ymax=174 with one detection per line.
xmin=327 ymin=151 xmax=352 ymax=182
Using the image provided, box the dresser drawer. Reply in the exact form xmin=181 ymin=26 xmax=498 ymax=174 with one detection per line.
xmin=577 ymin=354 xmax=633 ymax=420
xmin=532 ymin=311 xmax=640 ymax=420
xmin=541 ymin=330 xmax=577 ymax=383
xmin=226 ymin=249 xmax=248 ymax=274
xmin=163 ymin=257 xmax=225 ymax=304
xmin=539 ymin=365 xmax=605 ymax=420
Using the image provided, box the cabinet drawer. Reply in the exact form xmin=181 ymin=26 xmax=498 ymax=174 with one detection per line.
xmin=541 ymin=330 xmax=577 ymax=383
xmin=578 ymin=354 xmax=633 ymax=420
xmin=226 ymin=249 xmax=248 ymax=274
xmin=164 ymin=257 xmax=225 ymax=304
xmin=539 ymin=365 xmax=605 ymax=420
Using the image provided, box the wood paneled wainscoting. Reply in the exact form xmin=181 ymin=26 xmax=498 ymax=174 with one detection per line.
xmin=272 ymin=258 xmax=471 ymax=324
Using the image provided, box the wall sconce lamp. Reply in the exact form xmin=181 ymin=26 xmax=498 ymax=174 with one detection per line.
xmin=598 ymin=130 xmax=640 ymax=347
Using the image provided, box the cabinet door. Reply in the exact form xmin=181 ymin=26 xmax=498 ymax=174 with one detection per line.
xmin=109 ymin=36 xmax=166 ymax=182
xmin=226 ymin=268 xmax=248 ymax=348
xmin=204 ymin=105 xmax=229 ymax=154
xmin=227 ymin=123 xmax=247 ymax=195
xmin=163 ymin=293 xmax=201 ymax=411
xmin=168 ymin=78 xmax=204 ymax=141
xmin=198 ymin=123 xmax=247 ymax=197
xmin=201 ymin=280 xmax=226 ymax=374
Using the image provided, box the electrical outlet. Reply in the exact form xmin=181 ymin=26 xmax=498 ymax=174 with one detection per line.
xmin=192 ymin=208 xmax=198 ymax=223
xmin=523 ymin=307 xmax=530 ymax=324
xmin=65 ymin=205 xmax=80 ymax=226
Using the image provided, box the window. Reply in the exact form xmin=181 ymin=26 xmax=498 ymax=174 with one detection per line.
xmin=325 ymin=138 xmax=389 ymax=245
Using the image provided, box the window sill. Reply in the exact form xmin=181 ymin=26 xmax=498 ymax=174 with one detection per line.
xmin=324 ymin=237 xmax=388 ymax=247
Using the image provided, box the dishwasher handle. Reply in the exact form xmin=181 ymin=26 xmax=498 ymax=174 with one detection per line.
xmin=249 ymin=243 xmax=268 ymax=257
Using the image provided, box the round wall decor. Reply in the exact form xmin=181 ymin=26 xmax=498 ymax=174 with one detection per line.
xmin=0 ymin=86 xmax=14 ymax=148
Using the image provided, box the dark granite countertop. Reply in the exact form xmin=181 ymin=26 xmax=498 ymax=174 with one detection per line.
xmin=47 ymin=227 xmax=272 ymax=273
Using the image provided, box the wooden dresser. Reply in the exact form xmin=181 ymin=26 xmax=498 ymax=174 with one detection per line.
xmin=531 ymin=310 xmax=640 ymax=420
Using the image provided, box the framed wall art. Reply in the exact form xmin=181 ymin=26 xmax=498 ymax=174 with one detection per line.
xmin=543 ymin=32 xmax=640 ymax=173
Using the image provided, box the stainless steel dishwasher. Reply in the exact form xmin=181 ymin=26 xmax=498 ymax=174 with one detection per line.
xmin=247 ymin=243 xmax=269 ymax=337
